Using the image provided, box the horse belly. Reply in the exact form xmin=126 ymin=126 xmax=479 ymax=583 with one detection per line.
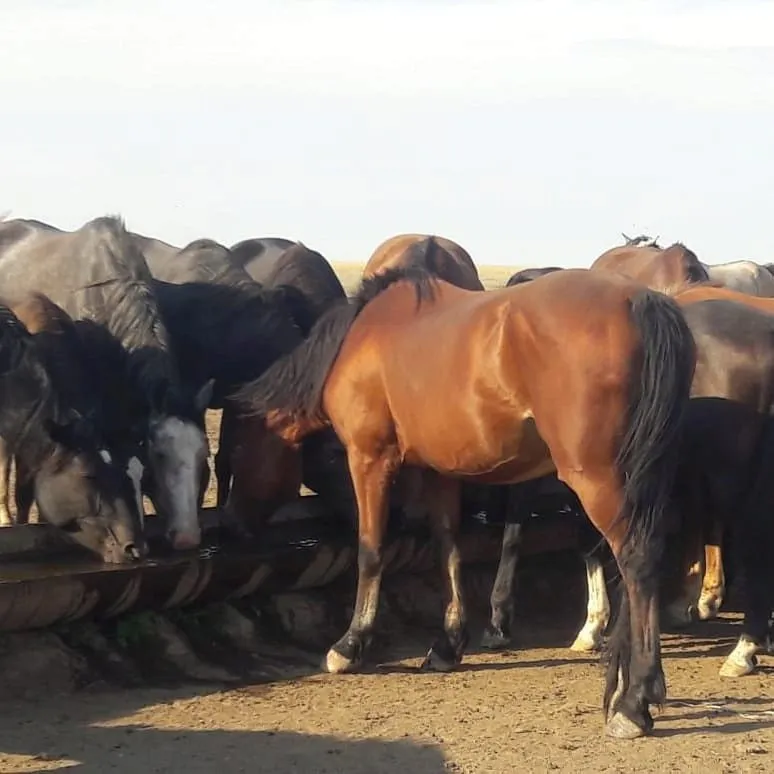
xmin=399 ymin=408 xmax=553 ymax=484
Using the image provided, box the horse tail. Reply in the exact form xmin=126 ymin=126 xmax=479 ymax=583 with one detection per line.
xmin=602 ymin=289 xmax=696 ymax=716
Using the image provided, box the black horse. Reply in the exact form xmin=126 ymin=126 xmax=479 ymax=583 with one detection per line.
xmin=0 ymin=301 xmax=145 ymax=562
xmin=505 ymin=267 xmax=564 ymax=287
xmin=228 ymin=237 xmax=297 ymax=282
xmin=0 ymin=215 xmax=212 ymax=551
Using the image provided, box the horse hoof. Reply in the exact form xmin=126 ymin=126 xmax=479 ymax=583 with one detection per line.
xmin=324 ymin=648 xmax=358 ymax=675
xmin=719 ymin=656 xmax=756 ymax=678
xmin=697 ymin=597 xmax=721 ymax=621
xmin=605 ymin=712 xmax=647 ymax=740
xmin=480 ymin=627 xmax=512 ymax=651
xmin=420 ymin=647 xmax=458 ymax=673
xmin=569 ymin=632 xmax=601 ymax=653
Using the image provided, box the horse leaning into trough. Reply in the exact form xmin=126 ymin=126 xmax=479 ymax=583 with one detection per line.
xmin=0 ymin=299 xmax=145 ymax=562
xmin=232 ymin=248 xmax=696 ymax=741
xmin=0 ymin=215 xmax=211 ymax=551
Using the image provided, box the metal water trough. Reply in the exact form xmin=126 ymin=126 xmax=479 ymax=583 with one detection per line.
xmin=0 ymin=502 xmax=581 ymax=633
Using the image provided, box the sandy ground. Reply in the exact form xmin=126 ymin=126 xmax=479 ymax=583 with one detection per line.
xmin=0 ymin=615 xmax=772 ymax=774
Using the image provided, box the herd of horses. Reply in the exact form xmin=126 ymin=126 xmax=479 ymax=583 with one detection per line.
xmin=0 ymin=216 xmax=772 ymax=741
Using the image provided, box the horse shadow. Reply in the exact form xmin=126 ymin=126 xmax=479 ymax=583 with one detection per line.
xmin=0 ymin=686 xmax=448 ymax=773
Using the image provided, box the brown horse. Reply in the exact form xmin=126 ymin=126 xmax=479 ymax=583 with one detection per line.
xmin=233 ymin=254 xmax=696 ymax=740
xmin=668 ymin=283 xmax=774 ymax=619
xmin=591 ymin=240 xmax=708 ymax=291
xmin=363 ymin=233 xmax=484 ymax=291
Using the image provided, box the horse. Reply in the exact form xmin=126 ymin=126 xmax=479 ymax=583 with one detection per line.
xmin=151 ymin=278 xmax=305 ymax=512
xmin=363 ymin=233 xmax=484 ymax=291
xmin=0 ymin=301 xmax=146 ymax=562
xmin=142 ymin=237 xmax=256 ymax=288
xmin=700 ymin=260 xmax=774 ymax=297
xmin=0 ymin=215 xmax=212 ymax=551
xmin=505 ymin=267 xmax=564 ymax=287
xmin=0 ymin=293 xmax=142 ymax=529
xmin=591 ymin=239 xmax=709 ymax=291
xmin=228 ymin=237 xmax=298 ymax=282
xmin=575 ymin=286 xmax=774 ymax=680
xmin=232 ymin=254 xmax=697 ymax=740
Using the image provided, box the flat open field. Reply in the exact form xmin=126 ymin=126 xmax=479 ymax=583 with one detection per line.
xmin=1 ymin=262 xmax=772 ymax=773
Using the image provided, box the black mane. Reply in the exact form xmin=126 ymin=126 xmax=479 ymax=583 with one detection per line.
xmin=232 ymin=260 xmax=438 ymax=423
xmin=79 ymin=216 xmax=192 ymax=419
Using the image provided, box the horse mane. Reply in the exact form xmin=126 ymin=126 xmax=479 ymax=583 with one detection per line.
xmin=232 ymin=254 xmax=438 ymax=423
xmin=80 ymin=216 xmax=189 ymax=418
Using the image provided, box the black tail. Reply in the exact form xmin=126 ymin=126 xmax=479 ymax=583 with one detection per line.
xmin=232 ymin=259 xmax=437 ymax=425
xmin=602 ymin=290 xmax=696 ymax=716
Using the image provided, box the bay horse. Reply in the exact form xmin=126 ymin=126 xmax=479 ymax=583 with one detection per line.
xmin=0 ymin=300 xmax=145 ymax=562
xmin=591 ymin=239 xmax=708 ymax=291
xmin=505 ymin=267 xmax=563 ymax=287
xmin=0 ymin=215 xmax=212 ymax=551
xmin=233 ymin=255 xmax=697 ymax=740
xmin=363 ymin=233 xmax=484 ymax=291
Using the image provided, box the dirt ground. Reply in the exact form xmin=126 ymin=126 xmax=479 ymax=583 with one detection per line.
xmin=0 ymin=613 xmax=772 ymax=774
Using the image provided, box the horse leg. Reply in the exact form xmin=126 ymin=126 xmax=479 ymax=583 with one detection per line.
xmin=14 ymin=459 xmax=34 ymax=526
xmin=570 ymin=513 xmax=612 ymax=652
xmin=698 ymin=520 xmax=725 ymax=621
xmin=214 ymin=406 xmax=234 ymax=509
xmin=569 ymin=473 xmax=664 ymax=740
xmin=719 ymin=426 xmax=774 ymax=677
xmin=325 ymin=450 xmax=397 ymax=674
xmin=570 ymin=550 xmax=611 ymax=652
xmin=481 ymin=483 xmax=528 ymax=650
xmin=422 ymin=473 xmax=468 ymax=671
xmin=0 ymin=438 xmax=14 ymax=526
xmin=663 ymin=517 xmax=705 ymax=627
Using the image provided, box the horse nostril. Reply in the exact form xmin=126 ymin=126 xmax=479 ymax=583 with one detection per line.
xmin=125 ymin=543 xmax=142 ymax=560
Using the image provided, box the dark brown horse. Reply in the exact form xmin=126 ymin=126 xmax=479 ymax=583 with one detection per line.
xmin=505 ymin=267 xmax=563 ymax=287
xmin=363 ymin=233 xmax=484 ymax=291
xmin=592 ymin=240 xmax=708 ymax=291
xmin=233 ymin=256 xmax=696 ymax=740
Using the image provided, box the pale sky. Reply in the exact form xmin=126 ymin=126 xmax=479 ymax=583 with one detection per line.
xmin=2 ymin=0 xmax=774 ymax=267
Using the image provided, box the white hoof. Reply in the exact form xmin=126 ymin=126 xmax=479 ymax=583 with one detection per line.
xmin=697 ymin=593 xmax=722 ymax=621
xmin=719 ymin=655 xmax=756 ymax=678
xmin=324 ymin=648 xmax=355 ymax=675
xmin=570 ymin=630 xmax=601 ymax=653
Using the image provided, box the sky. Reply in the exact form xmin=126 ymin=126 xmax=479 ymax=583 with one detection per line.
xmin=2 ymin=0 xmax=774 ymax=267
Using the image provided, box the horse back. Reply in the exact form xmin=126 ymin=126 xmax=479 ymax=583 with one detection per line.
xmin=322 ymin=270 xmax=640 ymax=480
xmin=364 ymin=233 xmax=483 ymax=291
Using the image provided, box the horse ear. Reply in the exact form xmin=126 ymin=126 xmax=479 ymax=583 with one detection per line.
xmin=194 ymin=379 xmax=214 ymax=413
